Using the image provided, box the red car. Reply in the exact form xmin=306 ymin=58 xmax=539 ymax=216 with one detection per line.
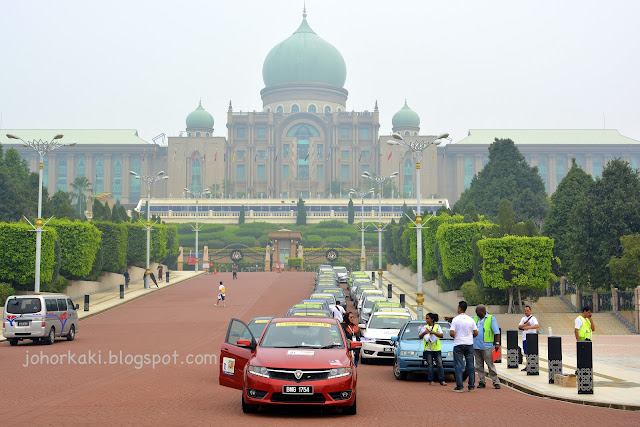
xmin=219 ymin=317 xmax=361 ymax=415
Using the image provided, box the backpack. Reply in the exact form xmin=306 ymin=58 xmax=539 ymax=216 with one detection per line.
xmin=221 ymin=286 xmax=226 ymax=293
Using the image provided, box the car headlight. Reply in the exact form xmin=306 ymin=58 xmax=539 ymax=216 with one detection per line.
xmin=447 ymin=351 xmax=453 ymax=357
xmin=328 ymin=367 xmax=352 ymax=379
xmin=247 ymin=365 xmax=269 ymax=378
xmin=399 ymin=351 xmax=418 ymax=356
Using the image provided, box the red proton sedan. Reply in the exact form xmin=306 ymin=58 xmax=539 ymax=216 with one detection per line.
xmin=219 ymin=317 xmax=361 ymax=415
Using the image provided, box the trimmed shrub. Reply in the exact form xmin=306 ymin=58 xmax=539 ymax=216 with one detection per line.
xmin=288 ymin=258 xmax=304 ymax=268
xmin=461 ymin=280 xmax=483 ymax=306
xmin=49 ymin=219 xmax=102 ymax=279
xmin=303 ymin=235 xmax=322 ymax=248
xmin=151 ymin=224 xmax=169 ymax=263
xmin=437 ymin=222 xmax=495 ymax=280
xmin=125 ymin=223 xmax=147 ymax=267
xmin=93 ymin=221 xmax=128 ymax=273
xmin=42 ymin=276 xmax=68 ymax=294
xmin=326 ymin=235 xmax=351 ymax=247
xmin=163 ymin=225 xmax=180 ymax=269
xmin=0 ymin=222 xmax=57 ymax=288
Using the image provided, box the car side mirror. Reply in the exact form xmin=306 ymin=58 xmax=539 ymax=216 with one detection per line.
xmin=237 ymin=339 xmax=256 ymax=350
xmin=349 ymin=341 xmax=362 ymax=349
xmin=390 ymin=336 xmax=397 ymax=342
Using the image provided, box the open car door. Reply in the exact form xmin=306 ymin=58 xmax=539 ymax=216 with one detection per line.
xmin=219 ymin=318 xmax=256 ymax=390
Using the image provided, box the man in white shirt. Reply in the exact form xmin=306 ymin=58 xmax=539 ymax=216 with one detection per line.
xmin=450 ymin=301 xmax=478 ymax=392
xmin=518 ymin=305 xmax=539 ymax=371
xmin=331 ymin=300 xmax=345 ymax=321
xmin=216 ymin=281 xmax=226 ymax=307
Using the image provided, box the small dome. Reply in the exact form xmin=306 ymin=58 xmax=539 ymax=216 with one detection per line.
xmin=262 ymin=10 xmax=347 ymax=88
xmin=186 ymin=101 xmax=214 ymax=130
xmin=392 ymin=101 xmax=420 ymax=128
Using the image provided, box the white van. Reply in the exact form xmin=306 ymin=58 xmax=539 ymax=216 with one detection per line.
xmin=3 ymin=294 xmax=79 ymax=346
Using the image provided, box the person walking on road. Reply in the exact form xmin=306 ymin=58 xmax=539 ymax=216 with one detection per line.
xmin=450 ymin=301 xmax=478 ymax=392
xmin=419 ymin=312 xmax=446 ymax=386
xmin=518 ymin=305 xmax=539 ymax=371
xmin=342 ymin=311 xmax=362 ymax=366
xmin=123 ymin=269 xmax=130 ymax=289
xmin=575 ymin=306 xmax=595 ymax=341
xmin=232 ymin=263 xmax=238 ymax=280
xmin=157 ymin=265 xmax=163 ymax=282
xmin=216 ymin=281 xmax=226 ymax=307
xmin=331 ymin=300 xmax=345 ymax=320
xmin=473 ymin=304 xmax=501 ymax=389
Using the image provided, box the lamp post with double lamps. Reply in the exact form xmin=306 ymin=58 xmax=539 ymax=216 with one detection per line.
xmin=6 ymin=133 xmax=76 ymax=293
xmin=362 ymin=171 xmax=399 ymax=290
xmin=349 ymin=188 xmax=374 ymax=271
xmin=387 ymin=132 xmax=450 ymax=319
xmin=130 ymin=170 xmax=169 ymax=289
xmin=184 ymin=188 xmax=211 ymax=272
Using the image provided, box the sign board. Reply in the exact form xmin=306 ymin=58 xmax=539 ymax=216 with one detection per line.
xmin=187 ymin=257 xmax=196 ymax=265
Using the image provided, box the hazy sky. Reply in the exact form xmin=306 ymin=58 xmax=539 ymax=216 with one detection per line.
xmin=2 ymin=0 xmax=639 ymax=144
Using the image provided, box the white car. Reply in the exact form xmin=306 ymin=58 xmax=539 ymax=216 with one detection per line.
xmin=360 ymin=311 xmax=412 ymax=363
xmin=333 ymin=266 xmax=349 ymax=283
xmin=359 ymin=295 xmax=388 ymax=324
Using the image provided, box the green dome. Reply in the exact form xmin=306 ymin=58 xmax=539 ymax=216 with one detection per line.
xmin=262 ymin=11 xmax=346 ymax=88
xmin=186 ymin=101 xmax=214 ymax=129
xmin=392 ymin=101 xmax=420 ymax=128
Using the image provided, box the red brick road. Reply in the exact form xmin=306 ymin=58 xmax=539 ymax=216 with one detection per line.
xmin=1 ymin=272 xmax=638 ymax=426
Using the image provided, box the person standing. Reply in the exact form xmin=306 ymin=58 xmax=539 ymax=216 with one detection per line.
xmin=575 ymin=306 xmax=595 ymax=341
xmin=450 ymin=301 xmax=478 ymax=392
xmin=342 ymin=311 xmax=362 ymax=366
xmin=419 ymin=313 xmax=446 ymax=386
xmin=157 ymin=265 xmax=164 ymax=282
xmin=518 ymin=305 xmax=539 ymax=371
xmin=232 ymin=263 xmax=238 ymax=280
xmin=123 ymin=269 xmax=130 ymax=289
xmin=331 ymin=300 xmax=345 ymax=320
xmin=473 ymin=304 xmax=501 ymax=389
xmin=216 ymin=281 xmax=226 ymax=307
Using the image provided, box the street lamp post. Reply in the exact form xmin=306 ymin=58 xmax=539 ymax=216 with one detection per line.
xmin=387 ymin=132 xmax=450 ymax=320
xmin=349 ymin=188 xmax=374 ymax=271
xmin=130 ymin=170 xmax=169 ymax=289
xmin=6 ymin=133 xmax=75 ymax=293
xmin=362 ymin=171 xmax=399 ymax=290
xmin=184 ymin=188 xmax=211 ymax=272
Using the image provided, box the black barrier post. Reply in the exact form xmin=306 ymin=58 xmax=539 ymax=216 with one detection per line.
xmin=548 ymin=336 xmax=562 ymax=383
xmin=84 ymin=294 xmax=90 ymax=312
xmin=577 ymin=341 xmax=594 ymax=394
xmin=371 ymin=272 xmax=375 ymax=282
xmin=120 ymin=284 xmax=125 ymax=299
xmin=495 ymin=328 xmax=502 ymax=363
xmin=526 ymin=333 xmax=539 ymax=375
xmin=507 ymin=330 xmax=518 ymax=368
xmin=166 ymin=271 xmax=169 ymax=283
xmin=387 ymin=283 xmax=393 ymax=299
xmin=399 ymin=294 xmax=405 ymax=308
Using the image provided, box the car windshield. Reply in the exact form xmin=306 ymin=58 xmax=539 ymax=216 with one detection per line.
xmin=311 ymin=294 xmax=336 ymax=303
xmin=261 ymin=321 xmax=344 ymax=348
xmin=402 ymin=322 xmax=452 ymax=340
xmin=6 ymin=298 xmax=41 ymax=314
xmin=369 ymin=314 xmax=411 ymax=329
xmin=334 ymin=267 xmax=347 ymax=274
xmin=364 ymin=298 xmax=387 ymax=309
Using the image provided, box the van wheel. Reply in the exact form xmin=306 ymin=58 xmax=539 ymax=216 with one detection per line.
xmin=66 ymin=325 xmax=75 ymax=341
xmin=343 ymin=396 xmax=357 ymax=415
xmin=393 ymin=358 xmax=407 ymax=380
xmin=9 ymin=339 xmax=18 ymax=346
xmin=46 ymin=327 xmax=55 ymax=345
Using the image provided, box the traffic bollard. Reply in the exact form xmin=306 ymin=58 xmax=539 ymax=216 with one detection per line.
xmin=526 ymin=333 xmax=539 ymax=375
xmin=166 ymin=271 xmax=170 ymax=283
xmin=120 ymin=284 xmax=124 ymax=299
xmin=507 ymin=330 xmax=518 ymax=368
xmin=399 ymin=294 xmax=405 ymax=308
xmin=387 ymin=283 xmax=393 ymax=299
xmin=371 ymin=272 xmax=375 ymax=282
xmin=577 ymin=341 xmax=593 ymax=394
xmin=548 ymin=336 xmax=562 ymax=383
xmin=84 ymin=294 xmax=90 ymax=312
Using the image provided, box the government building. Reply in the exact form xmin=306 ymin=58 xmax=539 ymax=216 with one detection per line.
xmin=3 ymin=10 xmax=639 ymax=216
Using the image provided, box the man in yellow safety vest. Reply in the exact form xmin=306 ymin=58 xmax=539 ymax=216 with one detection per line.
xmin=473 ymin=304 xmax=501 ymax=389
xmin=575 ymin=306 xmax=595 ymax=341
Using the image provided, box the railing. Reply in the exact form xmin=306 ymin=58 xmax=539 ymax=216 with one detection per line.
xmin=598 ymin=292 xmax=612 ymax=312
xmin=550 ymin=281 xmax=561 ymax=296
xmin=566 ymin=282 xmax=577 ymax=294
xmin=581 ymin=294 xmax=593 ymax=310
xmin=618 ymin=291 xmax=635 ymax=311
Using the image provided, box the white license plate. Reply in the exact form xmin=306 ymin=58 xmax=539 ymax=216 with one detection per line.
xmin=17 ymin=321 xmax=29 ymax=326
xmin=384 ymin=347 xmax=394 ymax=352
xmin=283 ymin=385 xmax=313 ymax=395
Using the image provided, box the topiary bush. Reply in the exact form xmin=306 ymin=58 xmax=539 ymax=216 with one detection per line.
xmin=93 ymin=221 xmax=128 ymax=273
xmin=49 ymin=219 xmax=102 ymax=279
xmin=0 ymin=282 xmax=16 ymax=305
xmin=303 ymin=235 xmax=322 ymax=248
xmin=462 ymin=280 xmax=483 ymax=306
xmin=326 ymin=235 xmax=351 ymax=247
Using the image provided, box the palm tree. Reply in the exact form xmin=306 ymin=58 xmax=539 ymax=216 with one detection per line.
xmin=70 ymin=177 xmax=92 ymax=216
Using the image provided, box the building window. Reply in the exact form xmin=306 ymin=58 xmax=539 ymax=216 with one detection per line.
xmin=237 ymin=127 xmax=246 ymax=138
xmin=76 ymin=157 xmax=85 ymax=178
xmin=317 ymin=164 xmax=324 ymax=180
xmin=277 ymin=105 xmax=284 ymax=115
xmin=196 ymin=132 xmax=201 ymax=137
xmin=403 ymin=159 xmax=413 ymax=196
xmin=206 ymin=132 xmax=210 ymax=137
xmin=555 ymin=158 xmax=566 ymax=191
xmin=57 ymin=156 xmax=67 ymax=192
xmin=464 ymin=157 xmax=474 ymax=190
xmin=362 ymin=164 xmax=370 ymax=175
xmin=298 ymin=164 xmax=309 ymax=178
xmin=630 ymin=157 xmax=638 ymax=171
xmin=283 ymin=164 xmax=289 ymax=180
xmin=317 ymin=144 xmax=324 ymax=159
xmin=257 ymin=164 xmax=266 ymax=180
xmin=575 ymin=155 xmax=585 ymax=169
xmin=291 ymin=104 xmax=300 ymax=113
xmin=191 ymin=157 xmax=202 ymax=192
xmin=188 ymin=132 xmax=192 ymax=137
xmin=404 ymin=131 xmax=410 ymax=136
xmin=360 ymin=127 xmax=370 ymax=139
xmin=112 ymin=157 xmax=122 ymax=201
xmin=42 ymin=157 xmax=49 ymax=188
xmin=308 ymin=104 xmax=316 ymax=113
xmin=340 ymin=127 xmax=350 ymax=139
xmin=266 ymin=108 xmax=271 ymax=113
xmin=283 ymin=144 xmax=289 ymax=159
xmin=94 ymin=157 xmax=104 ymax=194
xmin=341 ymin=150 xmax=349 ymax=161
xmin=236 ymin=164 xmax=246 ymax=180
xmin=257 ymin=150 xmax=266 ymax=159
xmin=592 ymin=158 xmax=602 ymax=178
xmin=537 ymin=157 xmax=548 ymax=194
xmin=361 ymin=150 xmax=370 ymax=162
xmin=130 ymin=155 xmax=141 ymax=201
xmin=341 ymin=164 xmax=349 ymax=180
xmin=414 ymin=132 xmax=418 ymax=136
xmin=236 ymin=150 xmax=245 ymax=162
xmin=257 ymin=127 xmax=266 ymax=138
xmin=324 ymin=106 xmax=331 ymax=114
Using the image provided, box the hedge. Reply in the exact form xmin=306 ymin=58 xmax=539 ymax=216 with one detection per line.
xmin=288 ymin=257 xmax=304 ymax=268
xmin=0 ymin=222 xmax=57 ymax=287
xmin=93 ymin=221 xmax=128 ymax=273
xmin=421 ymin=214 xmax=464 ymax=280
xmin=151 ymin=224 xmax=169 ymax=263
xmin=326 ymin=235 xmax=351 ymax=247
xmin=126 ymin=223 xmax=147 ymax=267
xmin=436 ymin=222 xmax=495 ymax=280
xmin=49 ymin=219 xmax=101 ymax=279
xmin=163 ymin=225 xmax=180 ymax=269
xmin=303 ymin=235 xmax=322 ymax=248
xmin=0 ymin=282 xmax=16 ymax=305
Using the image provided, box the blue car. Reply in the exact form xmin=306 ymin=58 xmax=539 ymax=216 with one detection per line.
xmin=391 ymin=320 xmax=455 ymax=381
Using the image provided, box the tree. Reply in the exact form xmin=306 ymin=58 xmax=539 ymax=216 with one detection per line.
xmin=296 ymin=197 xmax=307 ymax=225
xmin=0 ymin=144 xmax=40 ymax=222
xmin=382 ymin=179 xmax=399 ymax=198
xmin=494 ymin=198 xmax=516 ymax=237
xmin=238 ymin=205 xmax=245 ymax=224
xmin=570 ymin=159 xmax=640 ymax=289
xmin=208 ymin=183 xmax=221 ymax=198
xmin=463 ymin=202 xmax=479 ymax=223
xmin=326 ymin=179 xmax=343 ymax=198
xmin=347 ymin=198 xmax=354 ymax=224
xmin=454 ymin=138 xmax=549 ymax=224
xmin=542 ymin=159 xmax=593 ymax=276
xmin=607 ymin=234 xmax=640 ymax=290
xmin=70 ymin=176 xmax=92 ymax=216
xmin=51 ymin=191 xmax=80 ymax=221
